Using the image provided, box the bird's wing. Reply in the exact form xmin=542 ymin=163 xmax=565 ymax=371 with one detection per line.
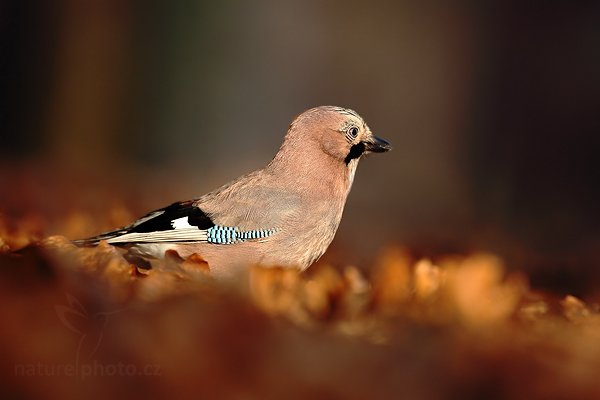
xmin=74 ymin=199 xmax=282 ymax=246
xmin=193 ymin=169 xmax=303 ymax=232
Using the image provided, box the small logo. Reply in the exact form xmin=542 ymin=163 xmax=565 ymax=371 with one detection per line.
xmin=54 ymin=294 xmax=122 ymax=364
xmin=13 ymin=295 xmax=160 ymax=379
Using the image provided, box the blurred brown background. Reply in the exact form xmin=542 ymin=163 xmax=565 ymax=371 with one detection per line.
xmin=1 ymin=0 xmax=599 ymax=294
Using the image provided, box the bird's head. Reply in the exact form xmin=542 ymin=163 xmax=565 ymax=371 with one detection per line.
xmin=285 ymin=106 xmax=392 ymax=166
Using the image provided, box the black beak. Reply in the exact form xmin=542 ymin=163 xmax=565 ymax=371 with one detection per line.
xmin=364 ymin=135 xmax=392 ymax=153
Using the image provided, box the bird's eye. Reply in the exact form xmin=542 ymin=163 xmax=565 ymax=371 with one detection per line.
xmin=348 ymin=126 xmax=359 ymax=139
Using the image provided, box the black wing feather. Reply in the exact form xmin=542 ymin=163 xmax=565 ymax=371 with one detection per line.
xmin=130 ymin=201 xmax=214 ymax=232
xmin=74 ymin=201 xmax=214 ymax=246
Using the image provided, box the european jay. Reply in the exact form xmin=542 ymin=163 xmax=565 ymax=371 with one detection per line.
xmin=76 ymin=106 xmax=391 ymax=278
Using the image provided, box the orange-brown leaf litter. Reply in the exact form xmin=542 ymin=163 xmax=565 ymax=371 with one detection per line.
xmin=1 ymin=174 xmax=599 ymax=400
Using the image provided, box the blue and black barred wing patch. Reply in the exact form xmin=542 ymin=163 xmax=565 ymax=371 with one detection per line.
xmin=205 ymin=226 xmax=279 ymax=244
xmin=74 ymin=201 xmax=278 ymax=245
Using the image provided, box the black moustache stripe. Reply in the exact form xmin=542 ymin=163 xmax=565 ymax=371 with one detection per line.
xmin=344 ymin=142 xmax=365 ymax=165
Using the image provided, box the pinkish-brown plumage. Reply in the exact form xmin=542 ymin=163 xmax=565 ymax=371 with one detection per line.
xmin=76 ymin=106 xmax=391 ymax=279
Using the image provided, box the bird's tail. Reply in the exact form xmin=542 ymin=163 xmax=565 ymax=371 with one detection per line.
xmin=72 ymin=229 xmax=127 ymax=247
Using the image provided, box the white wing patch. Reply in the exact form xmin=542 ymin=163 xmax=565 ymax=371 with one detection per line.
xmin=171 ymin=216 xmax=194 ymax=229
